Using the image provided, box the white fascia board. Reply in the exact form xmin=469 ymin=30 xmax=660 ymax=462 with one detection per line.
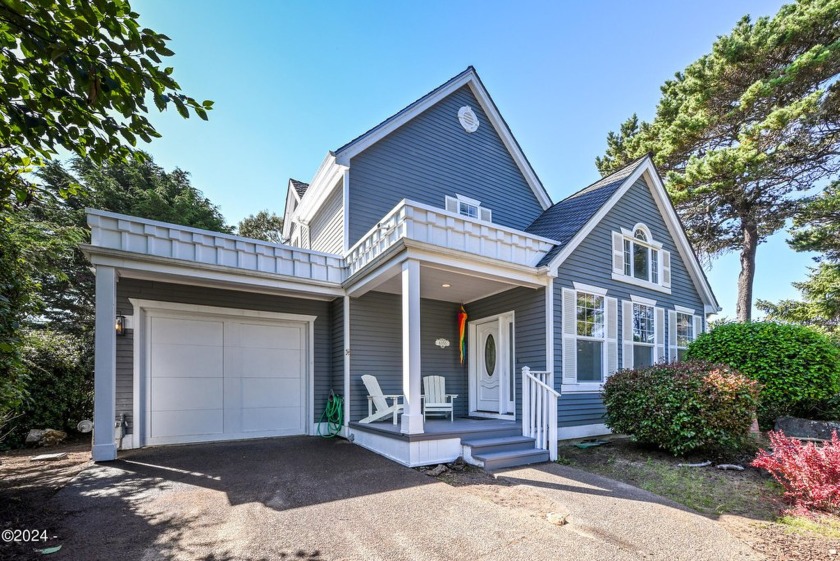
xmin=333 ymin=69 xmax=553 ymax=210
xmin=548 ymin=158 xmax=719 ymax=310
xmin=292 ymin=152 xmax=346 ymax=223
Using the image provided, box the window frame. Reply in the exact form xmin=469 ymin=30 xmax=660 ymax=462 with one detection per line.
xmin=612 ymin=224 xmax=670 ymax=293
xmin=574 ymin=290 xmax=607 ymax=384
xmin=631 ymin=302 xmax=656 ymax=368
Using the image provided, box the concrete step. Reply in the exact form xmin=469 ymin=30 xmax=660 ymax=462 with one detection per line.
xmin=472 ymin=448 xmax=550 ymax=471
xmin=461 ymin=435 xmax=537 ymax=454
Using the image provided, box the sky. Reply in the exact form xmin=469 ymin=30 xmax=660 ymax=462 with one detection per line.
xmin=129 ymin=0 xmax=817 ymax=319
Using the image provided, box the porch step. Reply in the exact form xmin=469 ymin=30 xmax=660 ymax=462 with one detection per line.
xmin=463 ymin=434 xmax=550 ymax=471
xmin=461 ymin=435 xmax=538 ymax=454
xmin=472 ymin=448 xmax=550 ymax=471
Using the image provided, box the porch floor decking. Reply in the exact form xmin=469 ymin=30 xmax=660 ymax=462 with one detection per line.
xmin=348 ymin=417 xmax=519 ymax=442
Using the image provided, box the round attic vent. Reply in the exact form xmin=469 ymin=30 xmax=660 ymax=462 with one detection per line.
xmin=458 ymin=106 xmax=479 ymax=133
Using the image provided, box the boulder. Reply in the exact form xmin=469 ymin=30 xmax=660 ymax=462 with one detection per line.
xmin=774 ymin=416 xmax=840 ymax=441
xmin=25 ymin=428 xmax=67 ymax=446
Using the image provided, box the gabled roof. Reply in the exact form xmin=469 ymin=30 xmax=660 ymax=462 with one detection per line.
xmin=529 ymin=155 xmax=720 ymax=311
xmin=527 ymin=157 xmax=648 ymax=265
xmin=332 ymin=66 xmax=553 ymax=210
xmin=290 ymin=179 xmax=309 ymax=198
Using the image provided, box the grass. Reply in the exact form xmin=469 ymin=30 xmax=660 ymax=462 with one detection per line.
xmin=555 ymin=436 xmax=781 ymax=519
xmin=778 ymin=515 xmax=840 ymax=539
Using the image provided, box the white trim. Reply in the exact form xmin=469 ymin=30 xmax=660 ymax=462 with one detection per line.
xmin=545 ymin=276 xmax=555 ymax=390
xmin=333 ymin=68 xmax=552 ymax=210
xmin=547 ymin=158 xmax=719 ymax=310
xmin=572 ymin=281 xmax=608 ymax=296
xmin=630 ymin=294 xmax=657 ymax=306
xmin=611 ymin=272 xmax=672 ymax=294
xmin=400 ymin=259 xmax=424 ymax=434
xmin=290 ymin=153 xmax=347 ymax=225
xmin=342 ymin=169 xmax=350 ymax=253
xmin=561 ymin=383 xmax=603 ymax=393
xmin=557 ymin=423 xmax=611 ymax=441
xmin=620 ymin=224 xmax=663 ymax=250
xmin=127 ymin=299 xmax=317 ymax=449
xmin=281 ymin=180 xmax=301 ymax=241
xmin=674 ymin=305 xmax=696 ymax=314
xmin=455 ymin=193 xmax=481 ymax=206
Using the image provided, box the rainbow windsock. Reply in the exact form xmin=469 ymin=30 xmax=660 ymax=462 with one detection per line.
xmin=458 ymin=305 xmax=468 ymax=365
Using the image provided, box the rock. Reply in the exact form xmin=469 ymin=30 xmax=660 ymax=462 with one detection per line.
xmin=775 ymin=416 xmax=840 ymax=441
xmin=26 ymin=429 xmax=45 ymax=444
xmin=40 ymin=429 xmax=67 ymax=447
xmin=450 ymin=457 xmax=466 ymax=471
xmin=427 ymin=464 xmax=447 ymax=477
xmin=546 ymin=512 xmax=569 ymax=526
xmin=716 ymin=464 xmax=745 ymax=471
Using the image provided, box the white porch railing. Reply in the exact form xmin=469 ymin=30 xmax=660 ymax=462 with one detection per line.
xmin=87 ymin=209 xmax=346 ymax=284
xmin=345 ymin=199 xmax=558 ymax=276
xmin=521 ymin=367 xmax=559 ymax=461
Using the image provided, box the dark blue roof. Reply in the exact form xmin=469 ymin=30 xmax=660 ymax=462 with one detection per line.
xmin=527 ymin=157 xmax=648 ymax=267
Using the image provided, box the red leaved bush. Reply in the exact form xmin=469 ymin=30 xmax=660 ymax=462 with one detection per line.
xmin=752 ymin=430 xmax=840 ymax=515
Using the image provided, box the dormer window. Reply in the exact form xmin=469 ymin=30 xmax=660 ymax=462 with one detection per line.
xmin=612 ymin=224 xmax=671 ymax=292
xmin=445 ymin=194 xmax=492 ymax=222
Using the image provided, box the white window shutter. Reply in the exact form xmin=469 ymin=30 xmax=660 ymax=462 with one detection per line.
xmin=606 ymin=297 xmax=618 ymax=378
xmin=562 ymin=288 xmax=577 ymax=384
xmin=479 ymin=207 xmax=492 ymax=222
xmin=445 ymin=196 xmax=458 ymax=213
xmin=612 ymin=232 xmax=624 ymax=275
xmin=693 ymin=315 xmax=703 ymax=338
xmin=668 ymin=310 xmax=678 ymax=362
xmin=622 ymin=300 xmax=634 ymax=369
xmin=655 ymin=307 xmax=666 ymax=363
xmin=661 ymin=250 xmax=671 ymax=288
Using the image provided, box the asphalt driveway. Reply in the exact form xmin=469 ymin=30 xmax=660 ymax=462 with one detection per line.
xmin=51 ymin=436 xmax=758 ymax=561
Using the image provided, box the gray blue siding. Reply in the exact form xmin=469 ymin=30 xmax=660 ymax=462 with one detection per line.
xmin=348 ymin=292 xmax=466 ymax=422
xmin=115 ymin=278 xmax=337 ymax=431
xmin=347 ymin=85 xmax=545 ymax=246
xmin=553 ymin=176 xmax=706 ymax=427
xmin=310 ymin=186 xmax=344 ymax=254
xmin=468 ymin=286 xmax=546 ymax=420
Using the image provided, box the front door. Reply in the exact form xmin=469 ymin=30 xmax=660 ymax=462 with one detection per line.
xmin=470 ymin=312 xmax=514 ymax=416
xmin=476 ymin=321 xmax=501 ymax=412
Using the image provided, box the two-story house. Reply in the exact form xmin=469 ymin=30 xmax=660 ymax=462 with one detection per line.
xmin=84 ymin=67 xmax=719 ymax=469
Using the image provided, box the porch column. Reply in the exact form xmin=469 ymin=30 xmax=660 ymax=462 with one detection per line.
xmin=343 ymin=296 xmax=351 ymax=428
xmin=92 ymin=266 xmax=117 ymax=461
xmin=401 ymin=259 xmax=424 ymax=434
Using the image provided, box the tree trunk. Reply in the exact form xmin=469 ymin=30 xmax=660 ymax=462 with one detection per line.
xmin=736 ymin=221 xmax=759 ymax=322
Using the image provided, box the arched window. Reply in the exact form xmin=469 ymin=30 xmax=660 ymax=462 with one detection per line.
xmin=621 ymin=224 xmax=659 ymax=283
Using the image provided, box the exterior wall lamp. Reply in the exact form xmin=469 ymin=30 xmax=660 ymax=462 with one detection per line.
xmin=115 ymin=313 xmax=127 ymax=336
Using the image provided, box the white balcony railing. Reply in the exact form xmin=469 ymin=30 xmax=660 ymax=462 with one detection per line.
xmin=522 ymin=367 xmax=559 ymax=461
xmin=346 ymin=200 xmax=557 ymax=276
xmin=87 ymin=209 xmax=346 ymax=284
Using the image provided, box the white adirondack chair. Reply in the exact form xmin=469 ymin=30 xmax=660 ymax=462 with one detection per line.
xmin=422 ymin=375 xmax=458 ymax=422
xmin=359 ymin=375 xmax=404 ymax=425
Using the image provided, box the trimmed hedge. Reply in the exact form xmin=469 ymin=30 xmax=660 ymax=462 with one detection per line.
xmin=686 ymin=322 xmax=840 ymax=426
xmin=602 ymin=361 xmax=759 ymax=456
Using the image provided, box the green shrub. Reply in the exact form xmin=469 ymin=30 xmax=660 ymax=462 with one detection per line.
xmin=686 ymin=322 xmax=840 ymax=426
xmin=6 ymin=329 xmax=93 ymax=447
xmin=602 ymin=361 xmax=759 ymax=456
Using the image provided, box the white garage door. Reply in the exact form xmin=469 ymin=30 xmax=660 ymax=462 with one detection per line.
xmin=148 ymin=313 xmax=307 ymax=445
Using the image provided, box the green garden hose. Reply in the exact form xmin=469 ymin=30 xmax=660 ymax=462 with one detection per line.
xmin=317 ymin=391 xmax=344 ymax=438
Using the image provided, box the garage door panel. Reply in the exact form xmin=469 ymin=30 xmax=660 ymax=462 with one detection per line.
xmin=240 ymin=349 xmax=303 ymax=378
xmin=151 ymin=409 xmax=223 ymax=438
xmin=151 ymin=377 xmax=223 ymax=412
xmin=152 ymin=317 xmax=224 ymax=346
xmin=151 ymin=344 xmax=223 ymax=378
xmin=241 ymin=378 xmax=301 ymax=408
xmin=239 ymin=323 xmax=302 ymax=349
xmin=147 ymin=312 xmax=307 ymax=446
xmin=241 ymin=407 xmax=302 ymax=433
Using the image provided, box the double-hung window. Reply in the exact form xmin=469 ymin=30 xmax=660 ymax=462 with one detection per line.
xmin=561 ymin=285 xmax=618 ymax=389
xmin=622 ymin=297 xmax=665 ymax=369
xmin=613 ymin=224 xmax=670 ymax=292
xmin=575 ymin=292 xmax=605 ymax=382
xmin=668 ymin=307 xmax=703 ymax=362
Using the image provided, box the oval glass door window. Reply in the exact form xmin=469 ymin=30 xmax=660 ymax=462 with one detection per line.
xmin=484 ymin=334 xmax=496 ymax=376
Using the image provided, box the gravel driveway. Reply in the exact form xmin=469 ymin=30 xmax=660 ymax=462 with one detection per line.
xmin=51 ymin=436 xmax=759 ymax=561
